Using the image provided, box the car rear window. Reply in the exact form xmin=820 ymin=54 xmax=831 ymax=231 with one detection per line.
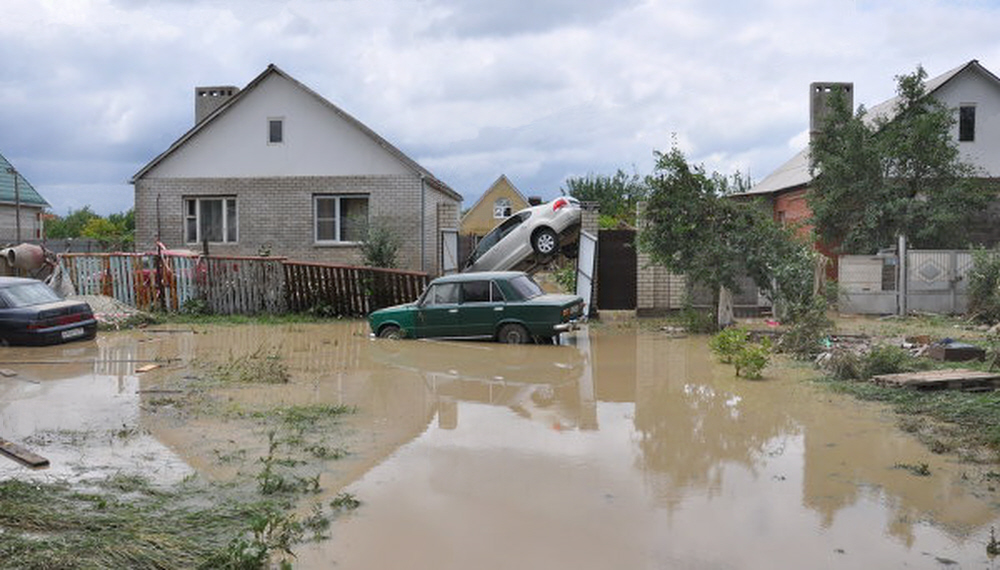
xmin=0 ymin=282 xmax=62 ymax=307
xmin=509 ymin=275 xmax=543 ymax=300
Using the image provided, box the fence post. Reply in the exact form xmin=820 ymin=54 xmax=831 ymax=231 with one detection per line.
xmin=897 ymin=234 xmax=908 ymax=316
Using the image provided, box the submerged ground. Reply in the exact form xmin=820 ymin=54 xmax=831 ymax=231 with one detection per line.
xmin=2 ymin=320 xmax=1000 ymax=568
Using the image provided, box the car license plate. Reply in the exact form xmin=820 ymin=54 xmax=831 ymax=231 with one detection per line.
xmin=61 ymin=327 xmax=85 ymax=340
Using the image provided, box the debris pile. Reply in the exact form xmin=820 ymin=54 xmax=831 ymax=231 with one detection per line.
xmin=71 ymin=295 xmax=154 ymax=330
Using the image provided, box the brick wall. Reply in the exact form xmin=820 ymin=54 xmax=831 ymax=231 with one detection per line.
xmin=635 ymin=201 xmax=687 ymax=314
xmin=135 ymin=174 xmax=456 ymax=272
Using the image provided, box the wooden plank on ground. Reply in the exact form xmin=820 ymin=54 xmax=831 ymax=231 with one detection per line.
xmin=0 ymin=437 xmax=49 ymax=468
xmin=872 ymin=369 xmax=1000 ymax=391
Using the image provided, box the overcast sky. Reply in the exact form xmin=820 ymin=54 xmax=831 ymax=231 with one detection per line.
xmin=1 ymin=0 xmax=998 ymax=216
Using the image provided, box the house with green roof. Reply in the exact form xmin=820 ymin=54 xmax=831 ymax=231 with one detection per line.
xmin=0 ymin=152 xmax=48 ymax=243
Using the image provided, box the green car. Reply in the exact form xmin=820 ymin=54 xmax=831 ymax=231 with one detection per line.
xmin=368 ymin=271 xmax=585 ymax=344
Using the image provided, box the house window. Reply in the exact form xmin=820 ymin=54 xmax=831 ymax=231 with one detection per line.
xmin=185 ymin=197 xmax=238 ymax=244
xmin=269 ymin=118 xmax=284 ymax=144
xmin=959 ymin=105 xmax=976 ymax=142
xmin=493 ymin=197 xmax=512 ymax=219
xmin=315 ymin=195 xmax=369 ymax=243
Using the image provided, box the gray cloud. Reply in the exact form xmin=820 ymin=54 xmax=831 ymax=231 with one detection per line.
xmin=0 ymin=0 xmax=998 ymax=215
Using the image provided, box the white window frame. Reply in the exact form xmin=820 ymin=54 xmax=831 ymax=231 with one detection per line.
xmin=493 ymin=197 xmax=512 ymax=219
xmin=268 ymin=117 xmax=284 ymax=145
xmin=185 ymin=196 xmax=238 ymax=244
xmin=314 ymin=195 xmax=370 ymax=244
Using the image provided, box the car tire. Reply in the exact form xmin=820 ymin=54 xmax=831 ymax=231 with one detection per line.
xmin=378 ymin=325 xmax=402 ymax=339
xmin=532 ymin=228 xmax=559 ymax=256
xmin=497 ymin=323 xmax=530 ymax=344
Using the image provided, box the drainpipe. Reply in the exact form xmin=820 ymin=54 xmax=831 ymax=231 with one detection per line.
xmin=420 ymin=175 xmax=426 ymax=273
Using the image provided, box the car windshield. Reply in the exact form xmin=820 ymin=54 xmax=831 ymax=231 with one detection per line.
xmin=470 ymin=211 xmax=531 ymax=261
xmin=1 ymin=282 xmax=62 ymax=308
xmin=509 ymin=275 xmax=544 ymax=300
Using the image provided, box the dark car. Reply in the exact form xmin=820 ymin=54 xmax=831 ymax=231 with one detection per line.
xmin=0 ymin=277 xmax=98 ymax=346
xmin=368 ymin=271 xmax=585 ymax=344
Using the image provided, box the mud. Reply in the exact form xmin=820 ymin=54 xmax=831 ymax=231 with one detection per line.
xmin=2 ymin=322 xmax=1000 ymax=568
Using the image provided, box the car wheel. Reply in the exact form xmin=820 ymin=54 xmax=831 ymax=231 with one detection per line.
xmin=497 ymin=323 xmax=529 ymax=344
xmin=378 ymin=325 xmax=402 ymax=339
xmin=532 ymin=228 xmax=559 ymax=256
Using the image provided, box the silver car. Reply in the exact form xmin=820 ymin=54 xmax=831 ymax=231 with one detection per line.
xmin=464 ymin=196 xmax=582 ymax=272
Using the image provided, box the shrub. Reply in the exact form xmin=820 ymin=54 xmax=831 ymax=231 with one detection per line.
xmin=861 ymin=344 xmax=919 ymax=379
xmin=778 ymin=296 xmax=833 ymax=359
xmin=709 ymin=327 xmax=749 ymax=363
xmin=553 ymin=262 xmax=577 ymax=293
xmin=968 ymin=249 xmax=1000 ymax=323
xmin=359 ymin=223 xmax=401 ymax=269
xmin=733 ymin=337 xmax=772 ymax=379
xmin=680 ymin=304 xmax=718 ymax=334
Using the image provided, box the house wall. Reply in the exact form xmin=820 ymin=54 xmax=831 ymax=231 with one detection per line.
xmin=146 ymin=73 xmax=411 ymax=180
xmin=773 ymin=188 xmax=811 ymax=233
xmin=0 ymin=204 xmax=44 ymax=242
xmin=460 ymin=181 xmax=529 ymax=237
xmin=135 ymin=174 xmax=448 ymax=271
xmin=935 ymin=66 xmax=1000 ymax=176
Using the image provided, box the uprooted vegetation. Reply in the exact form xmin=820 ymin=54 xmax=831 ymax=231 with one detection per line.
xmin=1 ymin=345 xmax=359 ymax=569
xmin=810 ymin=319 xmax=1000 ymax=462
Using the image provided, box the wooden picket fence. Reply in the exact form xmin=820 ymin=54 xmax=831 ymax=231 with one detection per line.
xmin=284 ymin=261 xmax=428 ymax=316
xmin=59 ymin=253 xmax=427 ymax=316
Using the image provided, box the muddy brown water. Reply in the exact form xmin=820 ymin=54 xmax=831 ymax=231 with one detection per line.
xmin=3 ymin=322 xmax=1000 ymax=568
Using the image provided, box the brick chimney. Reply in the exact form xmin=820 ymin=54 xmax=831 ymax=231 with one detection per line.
xmin=809 ymin=82 xmax=853 ymax=143
xmin=195 ymin=86 xmax=239 ymax=124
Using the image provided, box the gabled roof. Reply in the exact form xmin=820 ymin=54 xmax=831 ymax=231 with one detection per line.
xmin=460 ymin=174 xmax=529 ymax=222
xmin=132 ymin=64 xmax=460 ymax=201
xmin=743 ymin=60 xmax=999 ymax=197
xmin=0 ymin=152 xmax=49 ymax=207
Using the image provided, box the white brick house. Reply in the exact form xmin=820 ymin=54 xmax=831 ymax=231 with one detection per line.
xmin=132 ymin=64 xmax=461 ymax=274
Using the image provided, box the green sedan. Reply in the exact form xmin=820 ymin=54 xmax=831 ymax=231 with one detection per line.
xmin=368 ymin=271 xmax=586 ymax=344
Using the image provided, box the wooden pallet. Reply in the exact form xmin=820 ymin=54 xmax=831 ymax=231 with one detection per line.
xmin=872 ymin=369 xmax=1000 ymax=391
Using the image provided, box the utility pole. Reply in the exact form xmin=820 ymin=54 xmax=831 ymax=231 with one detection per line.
xmin=5 ymin=166 xmax=21 ymax=242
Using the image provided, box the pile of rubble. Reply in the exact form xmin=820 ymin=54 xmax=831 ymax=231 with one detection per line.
xmin=71 ymin=295 xmax=154 ymax=330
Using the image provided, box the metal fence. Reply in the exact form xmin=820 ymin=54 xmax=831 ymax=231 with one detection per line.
xmin=59 ymin=252 xmax=427 ymax=316
xmin=839 ymin=249 xmax=977 ymax=315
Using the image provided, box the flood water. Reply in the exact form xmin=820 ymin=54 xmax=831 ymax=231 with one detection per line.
xmin=3 ymin=322 xmax=1000 ymax=569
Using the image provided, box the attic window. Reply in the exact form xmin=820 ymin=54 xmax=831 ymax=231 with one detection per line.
xmin=959 ymin=105 xmax=976 ymax=142
xmin=268 ymin=118 xmax=283 ymax=144
xmin=494 ymin=197 xmax=512 ymax=218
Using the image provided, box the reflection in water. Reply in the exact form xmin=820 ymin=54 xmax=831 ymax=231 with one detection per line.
xmin=3 ymin=323 xmax=1000 ymax=568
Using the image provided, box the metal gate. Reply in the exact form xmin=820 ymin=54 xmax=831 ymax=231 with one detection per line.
xmin=839 ymin=249 xmax=975 ymax=315
xmin=597 ymin=229 xmax=636 ymax=310
xmin=576 ymin=230 xmax=597 ymax=317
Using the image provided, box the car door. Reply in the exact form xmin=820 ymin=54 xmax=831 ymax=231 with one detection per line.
xmin=458 ymin=279 xmax=500 ymax=337
xmin=415 ymin=282 xmax=460 ymax=338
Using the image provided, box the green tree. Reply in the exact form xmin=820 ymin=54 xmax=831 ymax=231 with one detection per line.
xmin=562 ymin=169 xmax=648 ymax=227
xmin=639 ymin=145 xmax=815 ymax=327
xmin=45 ymin=206 xmax=101 ymax=239
xmin=46 ymin=206 xmax=135 ymax=250
xmin=809 ymin=66 xmax=992 ymax=253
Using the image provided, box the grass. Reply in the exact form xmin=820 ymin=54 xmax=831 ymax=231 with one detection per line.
xmin=0 ymin=476 xmax=298 ymax=569
xmin=818 ymin=377 xmax=1000 ymax=461
xmin=2 ymin=397 xmax=359 ymax=569
xmin=208 ymin=346 xmax=291 ymax=384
